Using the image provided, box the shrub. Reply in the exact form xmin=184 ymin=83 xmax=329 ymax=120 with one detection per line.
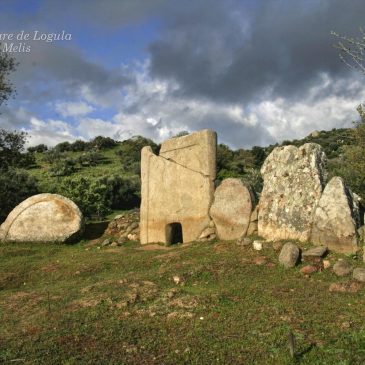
xmin=27 ymin=144 xmax=48 ymax=153
xmin=56 ymin=176 xmax=110 ymax=219
xmin=0 ymin=168 xmax=39 ymax=222
xmin=101 ymin=175 xmax=141 ymax=210
xmin=91 ymin=136 xmax=117 ymax=150
xmin=77 ymin=151 xmax=103 ymax=167
xmin=54 ymin=141 xmax=71 ymax=152
xmin=69 ymin=139 xmax=90 ymax=152
xmin=49 ymin=158 xmax=76 ymax=177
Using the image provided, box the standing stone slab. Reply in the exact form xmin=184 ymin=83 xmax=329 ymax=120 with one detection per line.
xmin=258 ymin=143 xmax=326 ymax=242
xmin=310 ymin=177 xmax=358 ymax=254
xmin=210 ymin=178 xmax=253 ymax=240
xmin=0 ymin=193 xmax=83 ymax=243
xmin=140 ymin=130 xmax=216 ymax=245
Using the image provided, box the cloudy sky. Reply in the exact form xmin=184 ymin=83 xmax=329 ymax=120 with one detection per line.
xmin=0 ymin=0 xmax=364 ymax=148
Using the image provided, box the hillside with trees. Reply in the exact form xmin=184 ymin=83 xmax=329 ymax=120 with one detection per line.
xmin=0 ymin=124 xmax=362 ymax=223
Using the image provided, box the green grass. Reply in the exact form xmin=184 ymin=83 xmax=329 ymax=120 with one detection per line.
xmin=1 ymin=237 xmax=365 ymax=364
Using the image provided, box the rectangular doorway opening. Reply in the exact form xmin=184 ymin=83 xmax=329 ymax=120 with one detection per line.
xmin=166 ymin=222 xmax=183 ymax=245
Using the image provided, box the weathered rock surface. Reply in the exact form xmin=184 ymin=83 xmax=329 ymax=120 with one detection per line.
xmin=279 ymin=242 xmax=300 ymax=268
xmin=140 ymin=130 xmax=216 ymax=244
xmin=333 ymin=260 xmax=353 ymax=277
xmin=353 ymin=268 xmax=365 ymax=282
xmin=353 ymin=193 xmax=365 ymax=228
xmin=198 ymin=226 xmax=216 ymax=241
xmin=104 ymin=210 xmax=140 ymax=242
xmin=258 ymin=143 xmax=326 ymax=242
xmin=358 ymin=226 xmax=365 ymax=246
xmin=302 ymin=246 xmax=327 ymax=258
xmin=247 ymin=205 xmax=259 ymax=236
xmin=311 ymin=177 xmax=358 ymax=253
xmin=0 ymin=193 xmax=83 ymax=243
xmin=210 ymin=178 xmax=253 ymax=240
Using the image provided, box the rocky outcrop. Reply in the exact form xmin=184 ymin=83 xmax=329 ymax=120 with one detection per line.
xmin=209 ymin=178 xmax=253 ymax=240
xmin=140 ymin=130 xmax=216 ymax=245
xmin=0 ymin=193 xmax=83 ymax=243
xmin=258 ymin=143 xmax=326 ymax=242
xmin=104 ymin=210 xmax=140 ymax=242
xmin=310 ymin=177 xmax=358 ymax=253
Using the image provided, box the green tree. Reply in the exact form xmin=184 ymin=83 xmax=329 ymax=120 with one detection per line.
xmin=0 ymin=168 xmax=39 ymax=222
xmin=0 ymin=129 xmax=29 ymax=170
xmin=28 ymin=144 xmax=48 ymax=153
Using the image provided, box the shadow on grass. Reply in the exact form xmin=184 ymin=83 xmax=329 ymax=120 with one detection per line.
xmin=294 ymin=343 xmax=316 ymax=363
xmin=83 ymin=221 xmax=109 ymax=240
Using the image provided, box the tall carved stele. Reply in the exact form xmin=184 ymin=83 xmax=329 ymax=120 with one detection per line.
xmin=140 ymin=129 xmax=217 ymax=245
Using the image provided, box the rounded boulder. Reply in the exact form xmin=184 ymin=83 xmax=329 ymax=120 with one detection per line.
xmin=0 ymin=193 xmax=84 ymax=243
xmin=209 ymin=178 xmax=253 ymax=240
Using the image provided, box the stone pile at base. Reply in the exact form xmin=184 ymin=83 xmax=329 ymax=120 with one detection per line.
xmin=104 ymin=210 xmax=140 ymax=242
xmin=0 ymin=193 xmax=83 ymax=243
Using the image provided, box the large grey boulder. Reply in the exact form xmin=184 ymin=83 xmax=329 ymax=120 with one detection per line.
xmin=210 ymin=178 xmax=253 ymax=240
xmin=311 ymin=177 xmax=358 ymax=254
xmin=0 ymin=193 xmax=84 ymax=243
xmin=258 ymin=143 xmax=326 ymax=242
xmin=279 ymin=242 xmax=300 ymax=268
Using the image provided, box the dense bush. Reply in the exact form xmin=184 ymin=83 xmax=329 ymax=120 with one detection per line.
xmin=69 ymin=139 xmax=89 ymax=152
xmin=27 ymin=144 xmax=48 ymax=153
xmin=0 ymin=168 xmax=39 ymax=222
xmin=91 ymin=136 xmax=117 ymax=150
xmin=48 ymin=158 xmax=76 ymax=177
xmin=56 ymin=176 xmax=110 ymax=219
xmin=101 ymin=174 xmax=141 ymax=210
xmin=77 ymin=151 xmax=103 ymax=167
xmin=54 ymin=141 xmax=71 ymax=152
xmin=116 ymin=136 xmax=159 ymax=173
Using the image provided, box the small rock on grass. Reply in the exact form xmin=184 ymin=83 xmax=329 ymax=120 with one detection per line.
xmin=329 ymin=281 xmax=361 ymax=293
xmin=279 ymin=243 xmax=300 ymax=268
xmin=323 ymin=260 xmax=331 ymax=269
xmin=333 ymin=260 xmax=353 ymax=277
xmin=101 ymin=238 xmax=111 ymax=247
xmin=253 ymin=241 xmax=263 ymax=251
xmin=300 ymin=265 xmax=318 ymax=275
xmin=302 ymin=246 xmax=327 ymax=258
xmin=236 ymin=237 xmax=252 ymax=246
xmin=253 ymin=256 xmax=267 ymax=265
xmin=353 ymin=268 xmax=365 ymax=282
